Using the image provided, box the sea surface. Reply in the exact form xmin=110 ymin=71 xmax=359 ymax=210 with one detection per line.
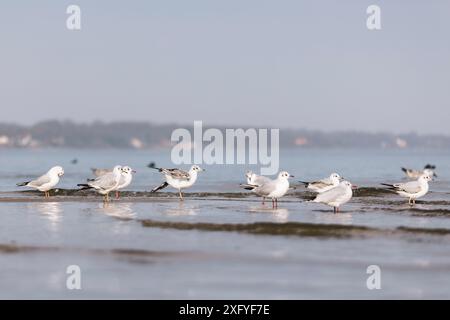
xmin=0 ymin=148 xmax=450 ymax=299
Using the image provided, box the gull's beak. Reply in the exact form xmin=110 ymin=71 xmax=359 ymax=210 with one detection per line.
xmin=340 ymin=177 xmax=345 ymax=181
xmin=351 ymin=185 xmax=358 ymax=190
xmin=132 ymin=170 xmax=137 ymax=173
xmin=290 ymin=175 xmax=295 ymax=178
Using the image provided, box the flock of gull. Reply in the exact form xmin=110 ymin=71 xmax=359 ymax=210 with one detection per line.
xmin=16 ymin=163 xmax=437 ymax=213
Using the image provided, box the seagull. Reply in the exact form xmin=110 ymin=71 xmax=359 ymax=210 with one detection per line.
xmin=91 ymin=168 xmax=111 ymax=177
xmin=308 ymin=180 xmax=355 ymax=213
xmin=150 ymin=165 xmax=204 ymax=200
xmin=17 ymin=166 xmax=65 ymax=198
xmin=115 ymin=166 xmax=136 ymax=199
xmin=241 ymin=171 xmax=294 ymax=208
xmin=299 ymin=173 xmax=343 ymax=193
xmin=381 ymin=173 xmax=432 ymax=206
xmin=245 ymin=170 xmax=272 ymax=185
xmin=244 ymin=170 xmax=272 ymax=204
xmin=401 ymin=165 xmax=437 ymax=179
xmin=78 ymin=165 xmax=122 ymax=202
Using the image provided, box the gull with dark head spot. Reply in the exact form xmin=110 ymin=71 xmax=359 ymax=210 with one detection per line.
xmin=245 ymin=170 xmax=272 ymax=186
xmin=401 ymin=164 xmax=437 ymax=179
xmin=243 ymin=170 xmax=272 ymax=204
xmin=299 ymin=173 xmax=343 ymax=193
xmin=308 ymin=180 xmax=355 ymax=213
xmin=241 ymin=171 xmax=294 ymax=208
xmin=78 ymin=165 xmax=122 ymax=202
xmin=90 ymin=166 xmax=135 ymax=198
xmin=115 ymin=166 xmax=136 ymax=199
xmin=150 ymin=165 xmax=204 ymax=200
xmin=382 ymin=173 xmax=432 ymax=206
xmin=17 ymin=166 xmax=65 ymax=198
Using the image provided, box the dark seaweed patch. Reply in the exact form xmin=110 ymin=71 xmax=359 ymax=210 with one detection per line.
xmin=396 ymin=226 xmax=450 ymax=235
xmin=140 ymin=219 xmax=450 ymax=240
xmin=0 ymin=243 xmax=197 ymax=263
xmin=141 ymin=220 xmax=378 ymax=238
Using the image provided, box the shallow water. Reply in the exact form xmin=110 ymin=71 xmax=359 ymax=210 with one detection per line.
xmin=0 ymin=148 xmax=449 ymax=299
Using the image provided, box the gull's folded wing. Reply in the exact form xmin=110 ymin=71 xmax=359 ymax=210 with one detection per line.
xmin=28 ymin=174 xmax=51 ymax=188
xmin=90 ymin=172 xmax=118 ymax=190
xmin=161 ymin=168 xmax=190 ymax=180
xmin=394 ymin=181 xmax=422 ymax=194
xmin=314 ymin=185 xmax=344 ymax=202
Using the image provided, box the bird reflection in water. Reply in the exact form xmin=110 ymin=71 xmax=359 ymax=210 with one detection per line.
xmin=30 ymin=202 xmax=63 ymax=229
xmin=98 ymin=202 xmax=137 ymax=220
xmin=315 ymin=211 xmax=353 ymax=225
xmin=271 ymin=208 xmax=289 ymax=222
xmin=247 ymin=206 xmax=290 ymax=222
xmin=164 ymin=202 xmax=198 ymax=216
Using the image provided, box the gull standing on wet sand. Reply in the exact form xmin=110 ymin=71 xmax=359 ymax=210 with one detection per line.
xmin=241 ymin=171 xmax=294 ymax=208
xmin=243 ymin=170 xmax=272 ymax=204
xmin=77 ymin=165 xmax=122 ymax=202
xmin=17 ymin=166 xmax=65 ymax=198
xmin=381 ymin=173 xmax=432 ymax=206
xmin=90 ymin=166 xmax=134 ymax=198
xmin=308 ymin=181 xmax=356 ymax=213
xmin=150 ymin=165 xmax=204 ymax=200
xmin=299 ymin=173 xmax=343 ymax=193
xmin=115 ymin=166 xmax=136 ymax=199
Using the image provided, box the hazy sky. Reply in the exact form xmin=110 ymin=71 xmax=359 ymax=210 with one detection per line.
xmin=1 ymin=1 xmax=449 ymax=134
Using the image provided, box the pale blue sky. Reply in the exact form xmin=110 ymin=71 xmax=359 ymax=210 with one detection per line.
xmin=1 ymin=1 xmax=449 ymax=134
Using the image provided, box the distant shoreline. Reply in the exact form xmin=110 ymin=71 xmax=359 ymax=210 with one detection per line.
xmin=1 ymin=120 xmax=450 ymax=149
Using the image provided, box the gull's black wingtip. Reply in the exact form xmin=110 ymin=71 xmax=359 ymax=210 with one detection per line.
xmin=76 ymin=184 xmax=92 ymax=191
xmin=380 ymin=183 xmax=396 ymax=190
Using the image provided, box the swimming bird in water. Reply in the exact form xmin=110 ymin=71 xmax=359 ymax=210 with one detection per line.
xmin=17 ymin=166 xmax=65 ymax=198
xmin=78 ymin=165 xmax=122 ymax=202
xmin=401 ymin=164 xmax=437 ymax=179
xmin=241 ymin=171 xmax=293 ymax=208
xmin=115 ymin=166 xmax=136 ymax=199
xmin=150 ymin=165 xmax=204 ymax=200
xmin=381 ymin=173 xmax=432 ymax=206
xmin=243 ymin=170 xmax=272 ymax=204
xmin=299 ymin=173 xmax=343 ymax=193
xmin=308 ymin=180 xmax=355 ymax=213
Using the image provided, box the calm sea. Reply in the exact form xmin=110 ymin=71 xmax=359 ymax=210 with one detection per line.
xmin=0 ymin=148 xmax=449 ymax=299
